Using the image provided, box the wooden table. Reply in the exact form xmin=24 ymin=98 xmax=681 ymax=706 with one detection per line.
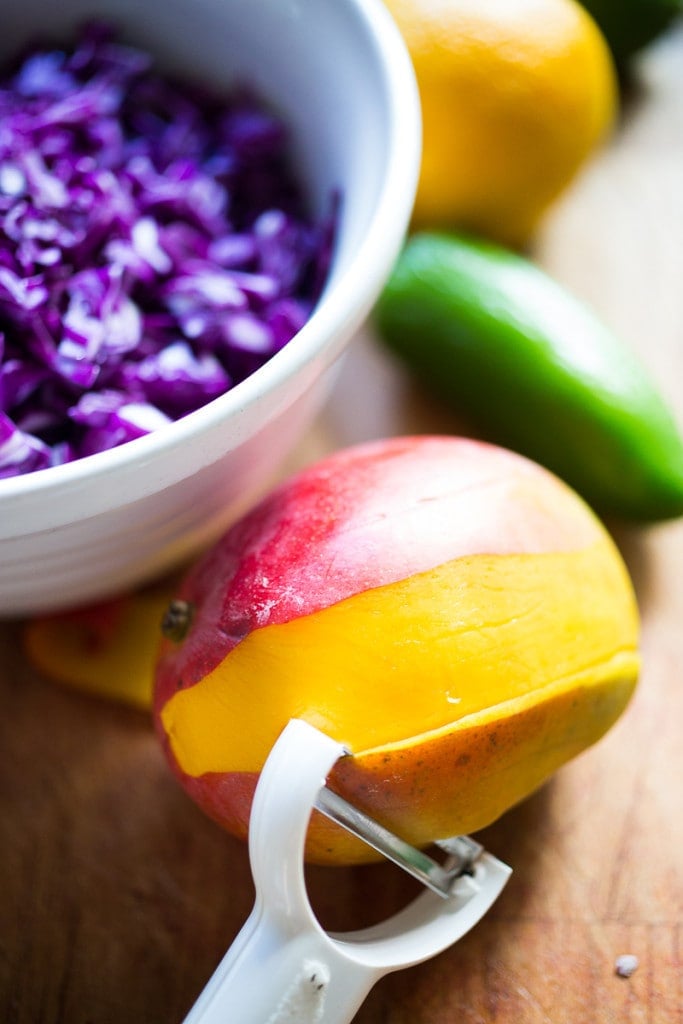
xmin=2 ymin=27 xmax=682 ymax=1024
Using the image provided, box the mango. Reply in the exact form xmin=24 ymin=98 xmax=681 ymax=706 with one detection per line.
xmin=153 ymin=436 xmax=640 ymax=864
xmin=23 ymin=577 xmax=180 ymax=709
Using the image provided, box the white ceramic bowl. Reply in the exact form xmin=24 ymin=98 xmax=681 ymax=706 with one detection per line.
xmin=0 ymin=0 xmax=420 ymax=616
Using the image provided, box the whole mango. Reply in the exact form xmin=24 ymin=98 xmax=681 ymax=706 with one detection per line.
xmin=382 ymin=0 xmax=617 ymax=246
xmin=154 ymin=436 xmax=639 ymax=864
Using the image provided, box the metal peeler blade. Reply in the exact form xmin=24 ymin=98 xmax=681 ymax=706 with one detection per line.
xmin=315 ymin=785 xmax=485 ymax=898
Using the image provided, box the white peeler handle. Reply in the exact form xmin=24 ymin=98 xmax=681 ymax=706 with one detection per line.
xmin=182 ymin=900 xmax=378 ymax=1024
xmin=182 ymin=720 xmax=511 ymax=1024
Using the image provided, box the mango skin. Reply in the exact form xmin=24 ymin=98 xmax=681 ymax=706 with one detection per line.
xmin=153 ymin=436 xmax=640 ymax=864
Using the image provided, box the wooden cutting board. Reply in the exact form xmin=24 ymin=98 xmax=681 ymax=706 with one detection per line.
xmin=1 ymin=26 xmax=682 ymax=1024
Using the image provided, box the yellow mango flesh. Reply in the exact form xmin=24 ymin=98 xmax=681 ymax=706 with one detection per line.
xmin=23 ymin=583 xmax=176 ymax=710
xmin=161 ymin=538 xmax=638 ymax=861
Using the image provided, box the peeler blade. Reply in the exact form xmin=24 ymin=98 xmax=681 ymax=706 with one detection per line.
xmin=315 ymin=785 xmax=484 ymax=898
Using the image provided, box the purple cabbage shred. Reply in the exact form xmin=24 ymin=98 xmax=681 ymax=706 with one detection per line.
xmin=0 ymin=22 xmax=336 ymax=478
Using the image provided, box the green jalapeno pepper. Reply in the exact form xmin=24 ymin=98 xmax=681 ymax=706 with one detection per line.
xmin=579 ymin=0 xmax=681 ymax=67
xmin=374 ymin=231 xmax=683 ymax=521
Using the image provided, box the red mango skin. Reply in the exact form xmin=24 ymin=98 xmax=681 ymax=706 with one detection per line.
xmin=153 ymin=435 xmax=638 ymax=862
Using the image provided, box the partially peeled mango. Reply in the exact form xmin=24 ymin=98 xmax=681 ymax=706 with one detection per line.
xmin=154 ymin=435 xmax=640 ymax=864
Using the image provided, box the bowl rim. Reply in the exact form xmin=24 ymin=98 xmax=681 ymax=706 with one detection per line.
xmin=0 ymin=0 xmax=420 ymax=510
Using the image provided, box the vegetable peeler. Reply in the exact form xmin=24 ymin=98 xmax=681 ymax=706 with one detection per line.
xmin=183 ymin=719 xmax=511 ymax=1024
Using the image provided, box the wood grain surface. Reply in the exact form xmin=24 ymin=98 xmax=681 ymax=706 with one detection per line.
xmin=2 ymin=25 xmax=683 ymax=1024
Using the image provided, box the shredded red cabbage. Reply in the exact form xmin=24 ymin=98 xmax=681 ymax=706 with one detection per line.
xmin=0 ymin=23 xmax=336 ymax=477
